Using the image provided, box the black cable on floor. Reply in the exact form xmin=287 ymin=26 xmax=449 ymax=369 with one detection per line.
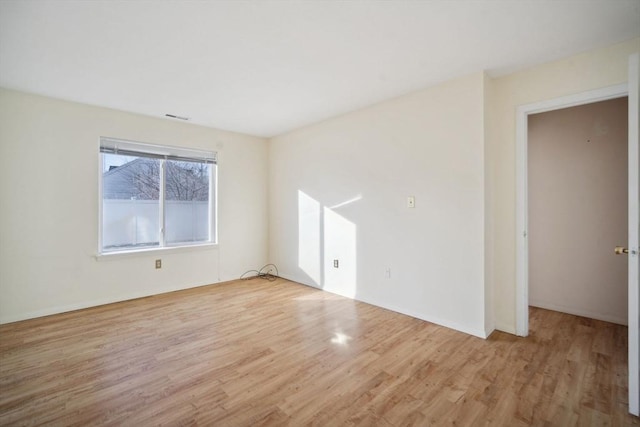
xmin=240 ymin=263 xmax=279 ymax=282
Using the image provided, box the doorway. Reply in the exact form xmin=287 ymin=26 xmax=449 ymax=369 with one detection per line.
xmin=527 ymin=97 xmax=628 ymax=324
xmin=514 ymin=82 xmax=640 ymax=416
xmin=515 ymin=83 xmax=629 ymax=336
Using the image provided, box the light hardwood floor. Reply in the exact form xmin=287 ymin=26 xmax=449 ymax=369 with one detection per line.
xmin=0 ymin=278 xmax=638 ymax=426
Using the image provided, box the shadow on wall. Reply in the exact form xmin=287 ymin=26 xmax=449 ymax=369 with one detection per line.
xmin=297 ymin=190 xmax=359 ymax=298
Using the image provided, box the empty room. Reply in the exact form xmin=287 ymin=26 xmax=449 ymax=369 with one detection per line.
xmin=1 ymin=1 xmax=639 ymax=425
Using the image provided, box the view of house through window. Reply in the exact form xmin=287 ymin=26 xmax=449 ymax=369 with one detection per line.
xmin=100 ymin=138 xmax=216 ymax=253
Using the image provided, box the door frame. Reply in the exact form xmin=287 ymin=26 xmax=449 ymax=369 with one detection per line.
xmin=627 ymin=53 xmax=639 ymax=416
xmin=515 ymin=83 xmax=628 ymax=337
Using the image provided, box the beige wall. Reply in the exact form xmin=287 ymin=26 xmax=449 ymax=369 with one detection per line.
xmin=484 ymin=72 xmax=495 ymax=332
xmin=0 ymin=88 xmax=269 ymax=323
xmin=269 ymin=72 xmax=490 ymax=337
xmin=528 ymin=98 xmax=628 ymax=324
xmin=488 ymin=37 xmax=640 ymax=332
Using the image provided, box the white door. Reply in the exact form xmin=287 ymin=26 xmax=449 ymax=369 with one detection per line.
xmin=627 ymin=52 xmax=639 ymax=417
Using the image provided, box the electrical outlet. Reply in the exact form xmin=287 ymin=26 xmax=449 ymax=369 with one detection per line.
xmin=333 ymin=259 xmax=339 ymax=268
xmin=155 ymin=259 xmax=162 ymax=269
xmin=407 ymin=196 xmax=415 ymax=208
xmin=385 ymin=267 xmax=391 ymax=279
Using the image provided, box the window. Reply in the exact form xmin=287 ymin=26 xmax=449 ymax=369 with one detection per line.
xmin=99 ymin=137 xmax=216 ymax=254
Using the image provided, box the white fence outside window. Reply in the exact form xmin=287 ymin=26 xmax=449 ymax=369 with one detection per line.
xmin=102 ymin=200 xmax=209 ymax=249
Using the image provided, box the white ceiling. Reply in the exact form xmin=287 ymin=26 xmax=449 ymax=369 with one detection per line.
xmin=1 ymin=1 xmax=639 ymax=138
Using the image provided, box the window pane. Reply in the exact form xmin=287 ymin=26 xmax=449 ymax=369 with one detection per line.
xmin=102 ymin=153 xmax=160 ymax=251
xmin=165 ymin=160 xmax=211 ymax=245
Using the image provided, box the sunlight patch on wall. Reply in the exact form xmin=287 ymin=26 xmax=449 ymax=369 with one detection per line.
xmin=298 ymin=190 xmax=321 ymax=285
xmin=297 ymin=189 xmax=359 ymax=297
xmin=323 ymin=206 xmax=357 ymax=298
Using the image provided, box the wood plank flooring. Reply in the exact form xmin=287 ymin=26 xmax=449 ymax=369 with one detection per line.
xmin=0 ymin=278 xmax=637 ymax=426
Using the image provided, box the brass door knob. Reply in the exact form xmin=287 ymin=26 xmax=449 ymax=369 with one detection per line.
xmin=614 ymin=246 xmax=629 ymax=255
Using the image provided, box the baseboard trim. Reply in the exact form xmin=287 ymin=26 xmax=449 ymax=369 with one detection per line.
xmin=494 ymin=322 xmax=517 ymax=335
xmin=529 ymin=300 xmax=627 ymax=326
xmin=0 ymin=281 xmax=222 ymax=325
xmin=278 ymin=272 xmax=488 ymax=339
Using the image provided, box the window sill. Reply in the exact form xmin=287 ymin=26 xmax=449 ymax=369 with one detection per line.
xmin=95 ymin=243 xmax=218 ymax=261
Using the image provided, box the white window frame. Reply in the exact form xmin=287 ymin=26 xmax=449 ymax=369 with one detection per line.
xmin=98 ymin=137 xmax=217 ymax=256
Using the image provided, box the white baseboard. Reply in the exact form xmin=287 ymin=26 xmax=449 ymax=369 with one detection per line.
xmin=278 ymin=272 xmax=489 ymax=339
xmin=0 ymin=281 xmax=221 ymax=325
xmin=494 ymin=322 xmax=517 ymax=335
xmin=357 ymin=294 xmax=490 ymax=339
xmin=529 ymin=299 xmax=627 ymax=325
